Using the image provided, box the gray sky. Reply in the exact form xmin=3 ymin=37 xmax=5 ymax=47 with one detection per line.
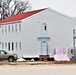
xmin=29 ymin=0 xmax=76 ymax=17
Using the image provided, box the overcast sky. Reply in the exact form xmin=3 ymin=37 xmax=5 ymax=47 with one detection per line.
xmin=29 ymin=0 xmax=76 ymax=17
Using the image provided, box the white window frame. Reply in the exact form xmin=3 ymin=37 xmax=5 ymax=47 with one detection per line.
xmin=19 ymin=42 xmax=21 ymax=50
xmin=5 ymin=43 xmax=7 ymax=49
xmin=19 ymin=24 xmax=21 ymax=32
xmin=12 ymin=42 xmax=14 ymax=51
xmin=12 ymin=25 xmax=14 ymax=33
xmin=8 ymin=42 xmax=10 ymax=51
xmin=8 ymin=26 xmax=10 ymax=33
xmin=2 ymin=26 xmax=3 ymax=34
xmin=5 ymin=26 xmax=7 ymax=34
xmin=15 ymin=24 xmax=17 ymax=33
xmin=2 ymin=43 xmax=4 ymax=49
xmin=16 ymin=42 xmax=17 ymax=50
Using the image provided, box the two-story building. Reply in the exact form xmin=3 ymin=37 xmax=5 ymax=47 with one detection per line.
xmin=0 ymin=8 xmax=76 ymax=58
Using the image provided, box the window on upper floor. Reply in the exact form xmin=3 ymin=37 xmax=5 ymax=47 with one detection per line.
xmin=44 ymin=25 xmax=46 ymax=30
xmin=8 ymin=26 xmax=10 ymax=33
xmin=2 ymin=26 xmax=3 ymax=34
xmin=5 ymin=26 xmax=7 ymax=34
xmin=12 ymin=25 xmax=14 ymax=33
xmin=0 ymin=25 xmax=1 ymax=28
xmin=42 ymin=23 xmax=47 ymax=31
xmin=15 ymin=24 xmax=17 ymax=33
xmin=1 ymin=23 xmax=22 ymax=35
xmin=19 ymin=24 xmax=21 ymax=32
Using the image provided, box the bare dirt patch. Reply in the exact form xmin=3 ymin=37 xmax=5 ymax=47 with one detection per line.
xmin=0 ymin=61 xmax=76 ymax=65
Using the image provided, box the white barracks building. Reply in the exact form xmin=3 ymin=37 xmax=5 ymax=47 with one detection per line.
xmin=0 ymin=8 xmax=76 ymax=58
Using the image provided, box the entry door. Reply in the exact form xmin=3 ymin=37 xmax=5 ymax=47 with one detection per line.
xmin=41 ymin=41 xmax=48 ymax=55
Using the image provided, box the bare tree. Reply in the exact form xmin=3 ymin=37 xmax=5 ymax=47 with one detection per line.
xmin=0 ymin=0 xmax=31 ymax=20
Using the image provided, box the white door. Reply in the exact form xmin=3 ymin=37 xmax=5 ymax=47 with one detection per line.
xmin=41 ymin=41 xmax=48 ymax=55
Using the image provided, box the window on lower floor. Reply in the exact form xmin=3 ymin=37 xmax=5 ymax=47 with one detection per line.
xmin=19 ymin=24 xmax=21 ymax=32
xmin=70 ymin=49 xmax=73 ymax=54
xmin=19 ymin=42 xmax=21 ymax=50
xmin=8 ymin=42 xmax=10 ymax=51
xmin=2 ymin=43 xmax=4 ymax=49
xmin=12 ymin=42 xmax=14 ymax=51
xmin=16 ymin=42 xmax=17 ymax=50
xmin=5 ymin=43 xmax=7 ymax=49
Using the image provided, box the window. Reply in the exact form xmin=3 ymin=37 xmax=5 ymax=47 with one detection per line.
xmin=15 ymin=24 xmax=17 ymax=32
xmin=71 ymin=49 xmax=73 ymax=54
xmin=2 ymin=43 xmax=4 ymax=49
xmin=42 ymin=23 xmax=47 ymax=31
xmin=8 ymin=26 xmax=10 ymax=33
xmin=5 ymin=43 xmax=7 ymax=49
xmin=2 ymin=26 xmax=3 ymax=34
xmin=5 ymin=26 xmax=7 ymax=34
xmin=12 ymin=25 xmax=14 ymax=33
xmin=43 ymin=41 xmax=45 ymax=43
xmin=19 ymin=42 xmax=21 ymax=50
xmin=44 ymin=25 xmax=46 ymax=30
xmin=19 ymin=24 xmax=21 ymax=32
xmin=16 ymin=42 xmax=17 ymax=50
xmin=8 ymin=42 xmax=10 ymax=51
xmin=0 ymin=42 xmax=1 ymax=48
xmin=12 ymin=42 xmax=14 ymax=51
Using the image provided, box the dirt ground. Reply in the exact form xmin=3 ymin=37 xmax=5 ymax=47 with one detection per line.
xmin=0 ymin=62 xmax=76 ymax=75
xmin=0 ymin=61 xmax=76 ymax=65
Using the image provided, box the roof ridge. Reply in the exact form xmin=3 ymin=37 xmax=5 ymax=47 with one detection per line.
xmin=48 ymin=8 xmax=75 ymax=21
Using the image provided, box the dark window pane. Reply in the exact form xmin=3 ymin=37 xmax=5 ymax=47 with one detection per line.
xmin=44 ymin=25 xmax=46 ymax=30
xmin=8 ymin=42 xmax=10 ymax=51
xmin=12 ymin=42 xmax=14 ymax=51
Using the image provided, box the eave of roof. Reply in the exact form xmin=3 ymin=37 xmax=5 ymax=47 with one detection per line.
xmin=0 ymin=8 xmax=46 ymax=24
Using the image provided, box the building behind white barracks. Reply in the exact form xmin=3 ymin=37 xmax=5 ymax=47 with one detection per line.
xmin=0 ymin=8 xmax=76 ymax=58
